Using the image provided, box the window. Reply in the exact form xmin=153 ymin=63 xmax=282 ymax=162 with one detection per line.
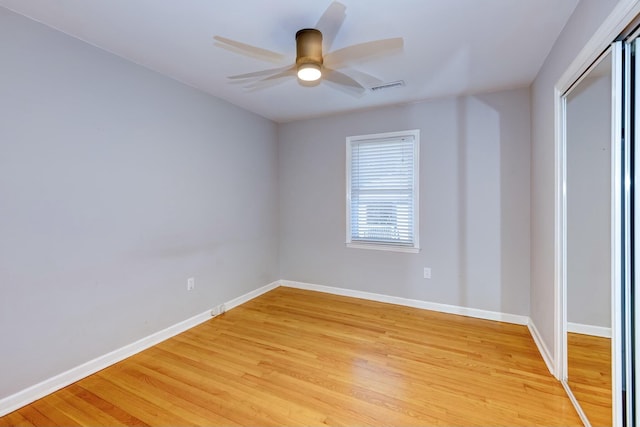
xmin=346 ymin=130 xmax=420 ymax=253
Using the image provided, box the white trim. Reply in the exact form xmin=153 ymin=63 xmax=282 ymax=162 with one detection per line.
xmin=280 ymin=280 xmax=528 ymax=325
xmin=611 ymin=42 xmax=632 ymax=426
xmin=0 ymin=279 xmax=556 ymax=419
xmin=0 ymin=310 xmax=211 ymax=417
xmin=562 ymin=380 xmax=592 ymax=427
xmin=345 ymin=129 xmax=420 ymax=252
xmin=224 ymin=281 xmax=280 ymax=311
xmin=0 ymin=281 xmax=281 ymax=417
xmin=634 ymin=36 xmax=640 ymax=427
xmin=610 ymin=40 xmax=624 ymax=427
xmin=281 ymin=280 xmax=565 ymax=378
xmin=556 ymin=46 xmax=614 ymax=382
xmin=345 ymin=242 xmax=420 ymax=253
xmin=281 ymin=281 xmax=561 ymax=374
xmin=567 ymin=322 xmax=612 ymax=338
xmin=554 ymin=84 xmax=567 ymax=381
xmin=528 ymin=319 xmax=556 ymax=376
xmin=556 ymin=0 xmax=640 ymax=96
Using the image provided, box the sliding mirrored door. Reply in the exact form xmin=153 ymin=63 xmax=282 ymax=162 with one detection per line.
xmin=630 ymin=35 xmax=640 ymax=427
xmin=562 ymin=46 xmax=615 ymax=427
xmin=614 ymin=33 xmax=638 ymax=427
xmin=559 ymin=38 xmax=638 ymax=427
xmin=558 ymin=21 xmax=640 ymax=427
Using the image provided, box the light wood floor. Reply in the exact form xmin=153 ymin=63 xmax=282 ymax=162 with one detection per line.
xmin=568 ymin=332 xmax=612 ymax=426
xmin=0 ymin=287 xmax=581 ymax=426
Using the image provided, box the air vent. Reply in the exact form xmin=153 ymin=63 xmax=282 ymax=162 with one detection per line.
xmin=370 ymin=80 xmax=405 ymax=91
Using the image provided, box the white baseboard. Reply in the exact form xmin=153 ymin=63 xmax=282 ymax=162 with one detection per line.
xmin=280 ymin=280 xmax=529 ymax=325
xmin=527 ymin=319 xmax=555 ymax=376
xmin=281 ymin=281 xmax=562 ymax=374
xmin=0 ymin=310 xmax=211 ymax=417
xmin=561 ymin=380 xmax=590 ymax=427
xmin=0 ymin=281 xmax=280 ymax=417
xmin=567 ymin=322 xmax=612 ymax=338
xmin=0 ymin=279 xmax=556 ymax=418
xmin=225 ymin=281 xmax=280 ymax=311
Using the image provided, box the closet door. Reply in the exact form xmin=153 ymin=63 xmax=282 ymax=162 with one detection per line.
xmin=632 ymin=36 xmax=640 ymax=427
xmin=615 ymin=36 xmax=638 ymax=427
xmin=613 ymin=34 xmax=640 ymax=427
xmin=611 ymin=39 xmax=626 ymax=427
xmin=617 ymin=34 xmax=640 ymax=427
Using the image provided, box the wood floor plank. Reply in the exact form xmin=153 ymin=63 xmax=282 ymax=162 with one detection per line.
xmin=568 ymin=332 xmax=612 ymax=427
xmin=0 ymin=287 xmax=582 ymax=426
xmin=5 ymin=405 xmax=56 ymax=427
xmin=28 ymin=398 xmax=80 ymax=426
xmin=64 ymin=384 xmax=148 ymax=426
xmin=141 ymin=346 xmax=331 ymax=426
xmin=0 ymin=410 xmax=36 ymax=427
xmin=42 ymin=390 xmax=123 ymax=427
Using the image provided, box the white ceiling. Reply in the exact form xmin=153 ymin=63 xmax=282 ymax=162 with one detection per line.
xmin=0 ymin=0 xmax=579 ymax=123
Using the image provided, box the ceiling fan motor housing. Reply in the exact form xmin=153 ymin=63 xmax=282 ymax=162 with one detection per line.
xmin=295 ymin=28 xmax=323 ymax=67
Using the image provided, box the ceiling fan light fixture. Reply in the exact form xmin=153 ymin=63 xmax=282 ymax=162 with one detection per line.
xmin=295 ymin=28 xmax=323 ymax=82
xmin=297 ymin=63 xmax=322 ymax=81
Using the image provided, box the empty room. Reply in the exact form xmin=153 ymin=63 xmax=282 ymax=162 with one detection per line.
xmin=1 ymin=0 xmax=639 ymax=426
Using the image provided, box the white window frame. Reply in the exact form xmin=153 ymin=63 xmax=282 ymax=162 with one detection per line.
xmin=345 ymin=129 xmax=420 ymax=253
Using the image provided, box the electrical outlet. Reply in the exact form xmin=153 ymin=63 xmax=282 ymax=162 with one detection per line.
xmin=187 ymin=277 xmax=195 ymax=291
xmin=211 ymin=304 xmax=226 ymax=317
xmin=423 ymin=268 xmax=431 ymax=279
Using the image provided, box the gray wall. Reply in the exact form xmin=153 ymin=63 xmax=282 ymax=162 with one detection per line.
xmin=0 ymin=8 xmax=279 ymax=399
xmin=530 ymin=0 xmax=618 ymax=355
xmin=278 ymin=88 xmax=531 ymax=316
xmin=0 ymin=0 xmax=621 ymax=404
xmin=566 ymin=72 xmax=612 ymax=329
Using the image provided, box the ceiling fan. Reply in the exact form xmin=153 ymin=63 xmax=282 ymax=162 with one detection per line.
xmin=213 ymin=1 xmax=403 ymax=94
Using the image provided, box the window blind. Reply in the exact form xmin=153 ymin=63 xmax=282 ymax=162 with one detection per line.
xmin=349 ymin=135 xmax=416 ymax=247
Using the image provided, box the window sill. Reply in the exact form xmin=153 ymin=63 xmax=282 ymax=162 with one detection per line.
xmin=346 ymin=242 xmax=420 ymax=253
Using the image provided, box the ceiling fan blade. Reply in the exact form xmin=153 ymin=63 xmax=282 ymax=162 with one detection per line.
xmin=243 ymin=77 xmax=292 ymax=92
xmin=242 ymin=66 xmax=297 ymax=91
xmin=338 ymin=68 xmax=383 ymax=88
xmin=214 ymin=35 xmax=286 ymax=64
xmin=315 ymin=1 xmax=347 ymax=52
xmin=260 ymin=66 xmax=297 ymax=81
xmin=324 ymin=80 xmax=366 ymax=99
xmin=228 ymin=64 xmax=295 ymax=81
xmin=324 ymin=37 xmax=404 ymax=68
xmin=323 ymin=68 xmax=366 ymax=94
